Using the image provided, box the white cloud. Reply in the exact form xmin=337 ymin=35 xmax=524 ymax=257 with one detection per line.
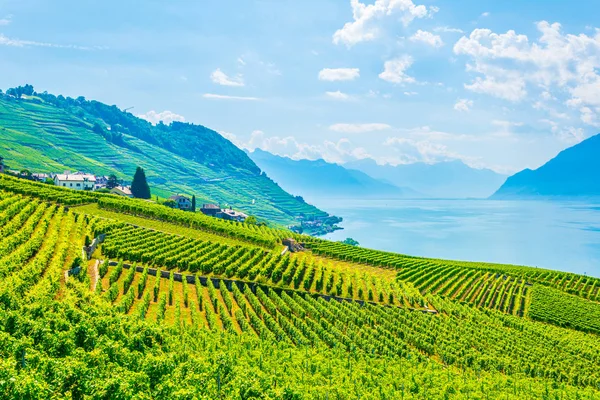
xmin=210 ymin=68 xmax=245 ymax=87
xmin=325 ymin=91 xmax=353 ymax=101
xmin=0 ymin=34 xmax=93 ymax=50
xmin=379 ymin=55 xmax=415 ymax=84
xmin=239 ymin=130 xmax=372 ymax=164
xmin=332 ymin=0 xmax=435 ymax=47
xmin=138 ymin=110 xmax=185 ymax=125
xmin=383 ymin=136 xmax=475 ymax=165
xmin=454 ymin=99 xmax=473 ymax=112
xmin=410 ymin=30 xmax=444 ymax=47
xmin=202 ymin=93 xmax=260 ymax=101
xmin=454 ymin=22 xmax=600 ymax=110
xmin=329 ymin=123 xmax=391 ymax=133
xmin=0 ymin=15 xmax=12 ymax=26
xmin=434 ymin=26 xmax=464 ymax=34
xmin=404 ymin=91 xmax=418 ymax=96
xmin=318 ymin=68 xmax=360 ymax=81
xmin=480 ymin=12 xmax=490 ymax=17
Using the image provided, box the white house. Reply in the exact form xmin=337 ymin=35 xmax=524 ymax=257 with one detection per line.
xmin=54 ymin=174 xmax=96 ymax=190
xmin=110 ymin=185 xmax=133 ymax=198
xmin=169 ymin=195 xmax=192 ymax=210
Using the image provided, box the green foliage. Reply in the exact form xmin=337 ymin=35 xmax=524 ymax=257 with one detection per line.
xmin=529 ymin=284 xmax=600 ymax=334
xmin=131 ymin=166 xmax=151 ymax=199
xmin=341 ymin=237 xmax=359 ymax=246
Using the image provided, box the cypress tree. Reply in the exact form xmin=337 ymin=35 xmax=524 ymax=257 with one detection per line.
xmin=191 ymin=195 xmax=196 ymax=212
xmin=131 ymin=166 xmax=151 ymax=199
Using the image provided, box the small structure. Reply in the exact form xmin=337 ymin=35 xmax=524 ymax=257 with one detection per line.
xmin=169 ymin=195 xmax=192 ymax=210
xmin=110 ymin=185 xmax=133 ymax=198
xmin=282 ymin=238 xmax=304 ymax=253
xmin=32 ymin=173 xmax=50 ymax=182
xmin=54 ymin=173 xmax=96 ymax=190
xmin=221 ymin=206 xmax=248 ymax=222
xmin=201 ymin=203 xmax=221 ymax=217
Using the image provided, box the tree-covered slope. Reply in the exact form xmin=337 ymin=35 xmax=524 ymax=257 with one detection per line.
xmin=492 ymin=133 xmax=600 ymax=199
xmin=0 ymin=88 xmax=333 ymax=226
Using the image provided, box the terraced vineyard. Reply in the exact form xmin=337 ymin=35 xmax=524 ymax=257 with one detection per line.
xmin=1 ymin=176 xmax=600 ymax=398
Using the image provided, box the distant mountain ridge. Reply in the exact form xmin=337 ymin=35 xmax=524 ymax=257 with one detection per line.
xmin=492 ymin=133 xmax=600 ymax=199
xmin=345 ymin=159 xmax=507 ymax=199
xmin=248 ymin=149 xmax=420 ymax=200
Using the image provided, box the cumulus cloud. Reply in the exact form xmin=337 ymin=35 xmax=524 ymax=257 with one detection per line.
xmin=410 ymin=30 xmax=444 ymax=47
xmin=138 ymin=110 xmax=185 ymax=125
xmin=383 ymin=136 xmax=475 ymax=165
xmin=379 ymin=55 xmax=416 ymax=84
xmin=237 ymin=130 xmax=372 ymax=164
xmin=202 ymin=93 xmax=260 ymax=101
xmin=454 ymin=21 xmax=600 ymax=115
xmin=210 ymin=68 xmax=245 ymax=87
xmin=325 ymin=91 xmax=353 ymax=101
xmin=318 ymin=68 xmax=360 ymax=81
xmin=329 ymin=123 xmax=391 ymax=133
xmin=480 ymin=12 xmax=490 ymax=17
xmin=454 ymin=99 xmax=473 ymax=112
xmin=332 ymin=0 xmax=435 ymax=47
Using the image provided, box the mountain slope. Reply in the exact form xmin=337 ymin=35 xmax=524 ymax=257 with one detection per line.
xmin=0 ymin=88 xmax=332 ymax=226
xmin=248 ymin=149 xmax=419 ymax=199
xmin=345 ymin=159 xmax=506 ymax=198
xmin=492 ymin=133 xmax=600 ymax=198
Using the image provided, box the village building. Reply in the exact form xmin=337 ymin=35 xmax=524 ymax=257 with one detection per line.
xmin=200 ymin=203 xmax=221 ymax=217
xmin=110 ymin=185 xmax=133 ymax=198
xmin=169 ymin=195 xmax=192 ymax=210
xmin=32 ymin=173 xmax=50 ymax=182
xmin=220 ymin=207 xmax=248 ymax=222
xmin=54 ymin=173 xmax=96 ymax=190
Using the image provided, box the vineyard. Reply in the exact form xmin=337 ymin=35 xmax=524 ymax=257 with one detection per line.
xmin=1 ymin=177 xmax=600 ymax=398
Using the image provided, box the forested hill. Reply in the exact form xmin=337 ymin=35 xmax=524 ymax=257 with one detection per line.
xmin=492 ymin=133 xmax=600 ymax=199
xmin=0 ymin=85 xmax=333 ymax=227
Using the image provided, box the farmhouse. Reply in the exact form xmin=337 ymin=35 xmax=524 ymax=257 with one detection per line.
xmin=221 ymin=207 xmax=248 ymax=222
xmin=169 ymin=195 xmax=192 ymax=210
xmin=200 ymin=203 xmax=221 ymax=217
xmin=54 ymin=173 xmax=96 ymax=190
xmin=110 ymin=185 xmax=133 ymax=198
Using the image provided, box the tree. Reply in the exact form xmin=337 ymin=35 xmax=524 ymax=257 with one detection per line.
xmin=131 ymin=167 xmax=151 ymax=199
xmin=191 ymin=195 xmax=196 ymax=212
xmin=0 ymin=155 xmax=4 ymax=173
xmin=107 ymin=174 xmax=118 ymax=189
xmin=341 ymin=238 xmax=359 ymax=246
xmin=245 ymin=216 xmax=258 ymax=225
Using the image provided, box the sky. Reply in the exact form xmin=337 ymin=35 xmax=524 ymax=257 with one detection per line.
xmin=1 ymin=0 xmax=600 ymax=174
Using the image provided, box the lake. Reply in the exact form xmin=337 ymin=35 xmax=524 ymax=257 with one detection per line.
xmin=314 ymin=198 xmax=600 ymax=278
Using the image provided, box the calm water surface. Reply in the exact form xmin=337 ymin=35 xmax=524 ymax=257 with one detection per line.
xmin=315 ymin=198 xmax=600 ymax=278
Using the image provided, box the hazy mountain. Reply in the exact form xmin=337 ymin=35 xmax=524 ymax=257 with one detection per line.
xmin=345 ymin=159 xmax=507 ymax=199
xmin=248 ymin=149 xmax=420 ymax=199
xmin=492 ymin=133 xmax=600 ymax=199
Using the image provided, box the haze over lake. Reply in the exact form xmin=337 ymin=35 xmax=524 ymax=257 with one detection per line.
xmin=317 ymin=198 xmax=600 ymax=278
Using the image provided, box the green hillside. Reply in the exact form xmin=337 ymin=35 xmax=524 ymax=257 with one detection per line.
xmin=0 ymin=87 xmax=334 ymax=228
xmin=1 ymin=174 xmax=600 ymax=398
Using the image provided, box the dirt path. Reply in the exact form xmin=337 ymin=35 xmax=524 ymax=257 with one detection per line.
xmin=89 ymin=260 xmax=100 ymax=291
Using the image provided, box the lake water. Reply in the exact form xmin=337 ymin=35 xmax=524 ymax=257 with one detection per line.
xmin=315 ymin=198 xmax=600 ymax=278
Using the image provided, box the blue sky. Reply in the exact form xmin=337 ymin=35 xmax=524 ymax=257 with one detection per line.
xmin=1 ymin=0 xmax=600 ymax=173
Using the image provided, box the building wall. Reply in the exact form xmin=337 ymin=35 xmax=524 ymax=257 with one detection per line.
xmin=54 ymin=178 xmax=95 ymax=190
